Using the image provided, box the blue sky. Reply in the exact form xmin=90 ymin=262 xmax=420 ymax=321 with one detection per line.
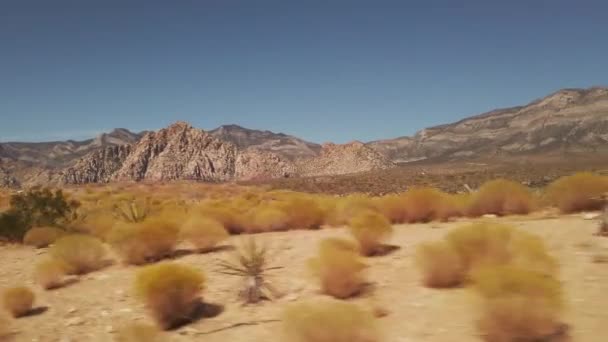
xmin=1 ymin=0 xmax=607 ymax=143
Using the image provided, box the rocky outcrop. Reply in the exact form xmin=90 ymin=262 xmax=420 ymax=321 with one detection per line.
xmin=297 ymin=141 xmax=395 ymax=177
xmin=210 ymin=124 xmax=320 ymax=160
xmin=59 ymin=145 xmax=132 ymax=184
xmin=368 ymin=87 xmax=608 ymax=161
xmin=235 ymin=149 xmax=295 ymax=180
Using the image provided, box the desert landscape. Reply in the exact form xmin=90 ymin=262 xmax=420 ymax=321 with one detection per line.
xmin=0 ymin=173 xmax=608 ymax=342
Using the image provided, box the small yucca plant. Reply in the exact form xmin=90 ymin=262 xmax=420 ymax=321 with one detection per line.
xmin=113 ymin=199 xmax=151 ymax=223
xmin=216 ymin=237 xmax=281 ymax=303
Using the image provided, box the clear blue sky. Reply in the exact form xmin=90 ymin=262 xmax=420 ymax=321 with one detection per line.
xmin=1 ymin=0 xmax=607 ymax=143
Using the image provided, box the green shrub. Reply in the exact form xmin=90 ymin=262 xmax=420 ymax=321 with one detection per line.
xmin=23 ymin=226 xmax=65 ymax=248
xmin=348 ymin=210 xmax=393 ymax=256
xmin=2 ymin=286 xmax=34 ymax=318
xmin=50 ymin=234 xmax=107 ymax=275
xmin=309 ymin=238 xmax=367 ymax=299
xmin=283 ymin=299 xmax=381 ymax=342
xmin=134 ymin=263 xmax=205 ymax=329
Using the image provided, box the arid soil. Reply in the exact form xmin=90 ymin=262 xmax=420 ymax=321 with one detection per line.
xmin=1 ymin=214 xmax=607 ymax=342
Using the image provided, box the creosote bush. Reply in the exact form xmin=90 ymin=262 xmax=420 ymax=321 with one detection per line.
xmin=34 ymin=258 xmax=68 ymax=290
xmin=115 ymin=323 xmax=166 ymax=342
xmin=50 ymin=234 xmax=107 ymax=275
xmin=309 ymin=238 xmax=367 ymax=299
xmin=283 ymin=299 xmax=381 ymax=342
xmin=134 ymin=262 xmax=205 ymax=329
xmin=472 ymin=266 xmax=564 ymax=342
xmin=468 ymin=179 xmax=535 ymax=216
xmin=109 ymin=218 xmax=179 ymax=265
xmin=23 ymin=226 xmax=65 ymax=248
xmin=2 ymin=286 xmax=34 ymax=318
xmin=546 ymin=172 xmax=608 ymax=213
xmin=180 ymin=215 xmax=229 ymax=252
xmin=348 ymin=210 xmax=393 ymax=256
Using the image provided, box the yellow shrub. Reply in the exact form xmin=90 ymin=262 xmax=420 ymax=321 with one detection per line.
xmin=468 ymin=179 xmax=535 ymax=216
xmin=348 ymin=210 xmax=393 ymax=256
xmin=283 ymin=299 xmax=381 ymax=342
xmin=2 ymin=286 xmax=34 ymax=318
xmin=50 ymin=235 xmax=107 ymax=275
xmin=180 ymin=215 xmax=229 ymax=252
xmin=109 ymin=219 xmax=178 ymax=265
xmin=134 ymin=263 xmax=205 ymax=329
xmin=199 ymin=203 xmax=247 ymax=234
xmin=250 ymin=205 xmax=289 ymax=233
xmin=416 ymin=223 xmax=558 ymax=288
xmin=472 ymin=266 xmax=563 ymax=342
xmin=34 ymin=258 xmax=68 ymax=290
xmin=373 ymin=194 xmax=408 ymax=224
xmin=309 ymin=238 xmax=367 ymax=299
xmin=415 ymin=241 xmax=465 ymax=288
xmin=402 ymin=187 xmax=446 ymax=223
xmin=435 ymin=193 xmax=471 ymax=221
xmin=277 ymin=195 xmax=325 ymax=230
xmin=81 ymin=212 xmax=116 ymax=240
xmin=329 ymin=195 xmax=376 ymax=226
xmin=546 ymin=172 xmax=608 ymax=213
xmin=115 ymin=323 xmax=166 ymax=342
xmin=23 ymin=227 xmax=65 ymax=248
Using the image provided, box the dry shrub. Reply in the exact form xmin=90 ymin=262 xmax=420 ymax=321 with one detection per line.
xmin=468 ymin=179 xmax=535 ymax=217
xmin=250 ymin=205 xmax=289 ymax=233
xmin=109 ymin=218 xmax=179 ymax=265
xmin=472 ymin=266 xmax=563 ymax=342
xmin=373 ymin=194 xmax=408 ymax=224
xmin=402 ymin=187 xmax=446 ymax=223
xmin=546 ymin=172 xmax=608 ymax=213
xmin=415 ymin=241 xmax=465 ymax=288
xmin=134 ymin=262 xmax=205 ymax=329
xmin=309 ymin=238 xmax=367 ymax=299
xmin=329 ymin=195 xmax=377 ymax=226
xmin=115 ymin=323 xmax=166 ymax=342
xmin=416 ymin=223 xmax=557 ymax=288
xmin=180 ymin=215 xmax=228 ymax=252
xmin=348 ymin=210 xmax=393 ymax=256
xmin=2 ymin=287 xmax=34 ymax=318
xmin=435 ymin=193 xmax=471 ymax=221
xmin=276 ymin=195 xmax=325 ymax=230
xmin=50 ymin=234 xmax=107 ymax=275
xmin=23 ymin=226 xmax=65 ymax=248
xmin=34 ymin=258 xmax=68 ymax=290
xmin=80 ymin=212 xmax=116 ymax=240
xmin=199 ymin=203 xmax=247 ymax=234
xmin=283 ymin=299 xmax=380 ymax=342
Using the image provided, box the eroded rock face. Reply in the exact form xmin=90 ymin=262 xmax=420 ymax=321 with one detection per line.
xmin=58 ymin=122 xmax=297 ymax=184
xmin=368 ymin=87 xmax=608 ymax=161
xmin=297 ymin=141 xmax=395 ymax=177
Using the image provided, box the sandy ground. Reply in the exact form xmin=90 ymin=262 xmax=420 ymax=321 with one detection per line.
xmin=1 ymin=214 xmax=607 ymax=342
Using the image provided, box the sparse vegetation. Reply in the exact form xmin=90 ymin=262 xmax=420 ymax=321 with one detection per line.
xmin=216 ymin=237 xmax=280 ymax=303
xmin=348 ymin=210 xmax=393 ymax=256
xmin=23 ymin=226 xmax=65 ymax=248
xmin=134 ymin=262 xmax=205 ymax=329
xmin=50 ymin=234 xmax=107 ymax=275
xmin=2 ymin=286 xmax=34 ymax=318
xmin=115 ymin=323 xmax=166 ymax=342
xmin=34 ymin=258 xmax=68 ymax=290
xmin=309 ymin=238 xmax=367 ymax=299
xmin=108 ymin=218 xmax=179 ymax=265
xmin=180 ymin=215 xmax=229 ymax=252
xmin=283 ymin=299 xmax=381 ymax=342
xmin=472 ymin=266 xmax=564 ymax=342
xmin=546 ymin=172 xmax=608 ymax=213
xmin=468 ymin=179 xmax=535 ymax=216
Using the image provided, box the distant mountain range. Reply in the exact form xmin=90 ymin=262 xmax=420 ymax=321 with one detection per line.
xmin=1 ymin=86 xmax=607 ymax=187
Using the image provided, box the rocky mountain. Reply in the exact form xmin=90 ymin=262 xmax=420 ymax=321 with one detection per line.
xmin=57 ymin=122 xmax=297 ymax=184
xmin=296 ymin=141 xmax=395 ymax=177
xmin=0 ymin=128 xmax=143 ymax=167
xmin=209 ymin=124 xmax=321 ymax=160
xmin=368 ymin=87 xmax=608 ymax=162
